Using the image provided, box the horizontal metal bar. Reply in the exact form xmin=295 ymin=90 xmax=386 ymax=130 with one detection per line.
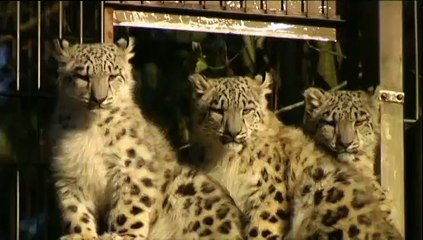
xmin=404 ymin=119 xmax=418 ymax=124
xmin=112 ymin=9 xmax=337 ymax=41
xmin=104 ymin=1 xmax=345 ymax=28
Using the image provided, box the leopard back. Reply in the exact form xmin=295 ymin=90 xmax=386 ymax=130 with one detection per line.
xmin=189 ymin=73 xmax=272 ymax=151
xmin=303 ymin=87 xmax=380 ymax=164
xmin=53 ymin=37 xmax=135 ymax=109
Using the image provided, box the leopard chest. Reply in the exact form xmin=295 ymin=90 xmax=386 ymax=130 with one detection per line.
xmin=53 ymin=125 xmax=109 ymax=199
xmin=206 ymin=151 xmax=263 ymax=212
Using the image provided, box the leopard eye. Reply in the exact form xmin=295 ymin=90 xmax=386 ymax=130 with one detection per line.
xmin=209 ymin=107 xmax=223 ymax=115
xmin=319 ymin=119 xmax=335 ymax=127
xmin=355 ymin=120 xmax=365 ymax=126
xmin=242 ymin=108 xmax=254 ymax=115
xmin=109 ymin=74 xmax=119 ymax=81
xmin=74 ymin=73 xmax=89 ymax=82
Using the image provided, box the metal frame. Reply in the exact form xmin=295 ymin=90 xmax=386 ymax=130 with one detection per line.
xmin=378 ymin=1 xmax=405 ymax=237
xmin=103 ymin=1 xmax=343 ymax=43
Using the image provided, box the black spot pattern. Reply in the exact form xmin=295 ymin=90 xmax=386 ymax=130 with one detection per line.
xmin=314 ymin=190 xmax=324 ymax=206
xmin=218 ymin=221 xmax=232 ymax=234
xmin=130 ymin=206 xmax=143 ymax=215
xmin=130 ymin=221 xmax=144 ymax=229
xmin=348 ymin=224 xmax=360 ymax=237
xmin=124 ymin=159 xmax=131 ymax=167
xmin=312 ymin=167 xmax=325 ymax=181
xmin=203 ymin=216 xmax=214 ymax=225
xmin=326 ymin=187 xmax=345 ymax=203
xmin=268 ymin=184 xmax=276 ymax=194
xmin=327 ymin=229 xmax=343 ymax=239
xmin=81 ymin=216 xmax=90 ymax=223
xmin=126 ymin=148 xmax=136 ymax=158
xmin=110 ymin=107 xmax=120 ymax=114
xmin=276 ymin=209 xmax=289 ymax=220
xmin=302 ymin=185 xmax=311 ymax=195
xmin=104 ymin=116 xmax=113 ymax=124
xmin=261 ymin=230 xmax=271 ymax=237
xmin=260 ymin=211 xmax=270 ymax=220
xmin=249 ymin=228 xmax=258 ymax=237
xmin=321 ymin=206 xmax=349 ymax=226
xmin=274 ymin=191 xmax=284 ymax=203
xmin=116 ymin=214 xmax=127 ymax=226
xmin=141 ymin=178 xmax=153 ymax=187
xmin=261 ymin=169 xmax=269 ymax=182
xmin=192 ymin=221 xmax=200 ymax=231
xmin=130 ymin=184 xmax=140 ymax=195
xmin=199 ymin=229 xmax=212 ymax=236
xmin=269 ymin=216 xmax=278 ymax=223
xmin=74 ymin=225 xmax=81 ymax=233
xmin=176 ymin=183 xmax=196 ymax=196
xmin=216 ymin=206 xmax=230 ymax=219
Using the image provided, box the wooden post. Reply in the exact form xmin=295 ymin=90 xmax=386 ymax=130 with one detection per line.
xmin=379 ymin=1 xmax=405 ymax=237
xmin=104 ymin=7 xmax=114 ymax=43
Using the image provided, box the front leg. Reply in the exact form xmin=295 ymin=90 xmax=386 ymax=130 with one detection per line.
xmin=105 ymin=158 xmax=156 ymax=239
xmin=56 ymin=179 xmax=98 ymax=240
xmin=246 ymin=179 xmax=290 ymax=240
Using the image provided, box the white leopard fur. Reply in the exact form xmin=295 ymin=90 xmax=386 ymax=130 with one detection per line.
xmin=49 ymin=37 xmax=244 ymax=240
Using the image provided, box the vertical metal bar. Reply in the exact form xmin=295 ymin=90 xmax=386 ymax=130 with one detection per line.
xmin=80 ymin=1 xmax=83 ymax=43
xmin=16 ymin=1 xmax=20 ymax=92
xmin=379 ymin=1 xmax=405 ymax=237
xmin=101 ymin=1 xmax=104 ymax=43
xmin=38 ymin=1 xmax=41 ymax=90
xmin=16 ymin=2 xmax=21 ymax=238
xmin=59 ymin=1 xmax=63 ymax=38
xmin=16 ymin=171 xmax=20 ymax=240
xmin=414 ymin=0 xmax=419 ymax=121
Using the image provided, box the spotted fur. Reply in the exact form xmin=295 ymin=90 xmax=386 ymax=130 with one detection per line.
xmin=302 ymin=87 xmax=381 ymax=175
xmin=49 ymin=38 xmax=243 ymax=240
xmin=303 ymin=87 xmax=398 ymax=228
xmin=188 ymin=73 xmax=403 ymax=240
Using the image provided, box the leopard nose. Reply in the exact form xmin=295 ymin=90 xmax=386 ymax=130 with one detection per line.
xmin=90 ymin=96 xmax=107 ymax=105
xmin=224 ymin=129 xmax=240 ymax=139
xmin=338 ymin=139 xmax=353 ymax=149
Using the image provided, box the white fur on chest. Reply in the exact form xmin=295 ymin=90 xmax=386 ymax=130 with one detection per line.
xmin=51 ymin=117 xmax=108 ymax=206
xmin=205 ymin=151 xmax=260 ymax=212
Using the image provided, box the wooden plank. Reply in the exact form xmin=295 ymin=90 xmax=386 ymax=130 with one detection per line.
xmin=104 ymin=7 xmax=114 ymax=43
xmin=378 ymin=1 xmax=405 ymax=237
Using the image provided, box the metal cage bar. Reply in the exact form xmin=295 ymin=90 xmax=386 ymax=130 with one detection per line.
xmin=59 ymin=1 xmax=63 ymax=38
xmin=15 ymin=2 xmax=21 ymax=239
xmin=37 ymin=1 xmax=41 ymax=90
xmin=80 ymin=1 xmax=84 ymax=43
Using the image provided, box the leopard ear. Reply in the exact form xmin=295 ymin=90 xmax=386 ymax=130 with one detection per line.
xmin=189 ymin=73 xmax=213 ymax=96
xmin=52 ymin=38 xmax=71 ymax=63
xmin=303 ymin=87 xmax=329 ymax=115
xmin=116 ymin=36 xmax=135 ymax=60
xmin=365 ymin=84 xmax=381 ymax=111
xmin=253 ymin=72 xmax=273 ymax=97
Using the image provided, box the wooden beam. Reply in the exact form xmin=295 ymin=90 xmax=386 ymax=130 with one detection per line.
xmin=104 ymin=7 xmax=114 ymax=43
xmin=378 ymin=1 xmax=405 ymax=237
